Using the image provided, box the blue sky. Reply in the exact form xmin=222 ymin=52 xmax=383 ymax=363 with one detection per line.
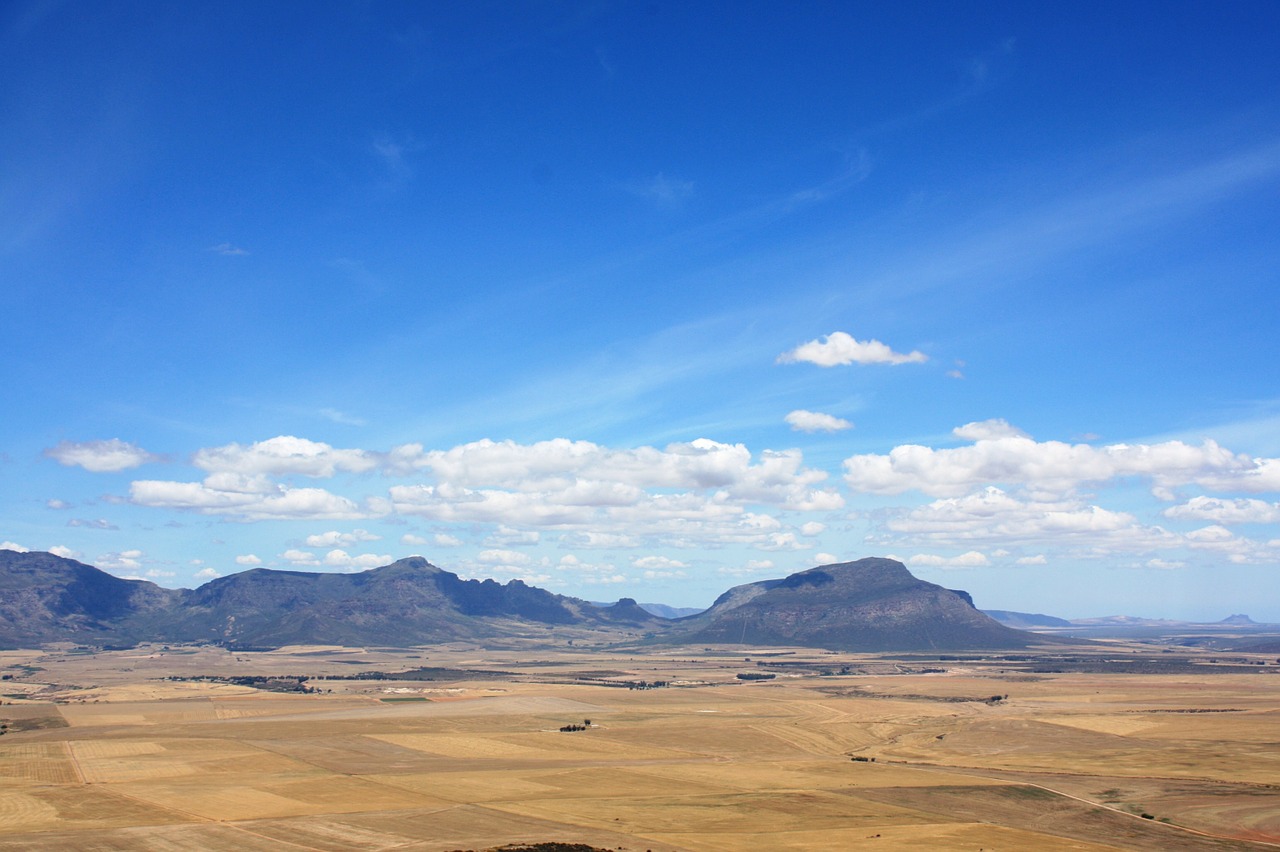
xmin=4 ymin=1 xmax=1280 ymax=620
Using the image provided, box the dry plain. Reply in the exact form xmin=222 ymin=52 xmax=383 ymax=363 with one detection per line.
xmin=1 ymin=641 xmax=1278 ymax=851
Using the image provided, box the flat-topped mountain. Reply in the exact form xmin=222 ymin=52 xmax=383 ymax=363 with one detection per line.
xmin=665 ymin=557 xmax=1043 ymax=651
xmin=1 ymin=551 xmax=1043 ymax=652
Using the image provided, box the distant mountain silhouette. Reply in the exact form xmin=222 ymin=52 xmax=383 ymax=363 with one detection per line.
xmin=1 ymin=551 xmax=1043 ymax=652
xmin=983 ymin=609 xmax=1074 ymax=629
xmin=664 ymin=558 xmax=1043 ymax=651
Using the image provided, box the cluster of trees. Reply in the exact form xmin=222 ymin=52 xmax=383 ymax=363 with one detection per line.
xmin=736 ymin=672 xmax=776 ymax=681
xmin=166 ymin=675 xmax=316 ymax=694
xmin=559 ymin=719 xmax=592 ymax=732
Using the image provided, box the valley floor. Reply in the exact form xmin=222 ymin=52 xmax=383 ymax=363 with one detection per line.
xmin=1 ymin=643 xmax=1278 ymax=850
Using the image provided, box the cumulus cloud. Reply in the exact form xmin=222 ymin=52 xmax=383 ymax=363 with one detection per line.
xmin=800 ymin=521 xmax=826 ymax=536
xmin=813 ymin=552 xmax=838 ymax=564
xmin=234 ymin=554 xmax=262 ymax=566
xmin=194 ymin=436 xmax=377 ymax=478
xmin=785 ymin=410 xmax=853 ymax=433
xmin=46 ymin=499 xmax=71 ymax=510
xmin=280 ymin=549 xmax=320 ymax=566
xmin=322 ymin=549 xmax=392 ymax=570
xmin=844 ymin=424 xmax=1265 ymax=497
xmin=389 ymin=437 xmax=840 ymax=548
xmin=1016 ymin=554 xmax=1047 ymax=565
xmin=632 ymin=555 xmax=687 ymax=571
xmin=1163 ymin=496 xmax=1280 ymax=524
xmin=48 ymin=545 xmax=81 ymax=559
xmin=881 ymin=487 xmax=1174 ymax=550
xmin=45 ymin=439 xmax=158 ymax=472
xmin=130 ymin=480 xmax=367 ymax=521
xmin=907 ymin=551 xmax=990 ymax=568
xmin=777 ymin=332 xmax=927 ymax=367
xmin=477 ymin=548 xmax=530 ymax=566
xmin=484 ymin=525 xmax=540 ymax=546
xmin=2 ymin=541 xmax=29 ymax=552
xmin=305 ymin=529 xmax=382 ymax=548
xmin=401 ymin=533 xmax=428 ymax=546
xmin=97 ymin=549 xmax=144 ymax=573
xmin=434 ymin=533 xmax=462 ymax=547
xmin=194 ymin=567 xmax=221 ymax=580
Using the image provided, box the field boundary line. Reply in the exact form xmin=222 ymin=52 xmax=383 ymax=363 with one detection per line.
xmin=875 ymin=759 xmax=1280 ymax=849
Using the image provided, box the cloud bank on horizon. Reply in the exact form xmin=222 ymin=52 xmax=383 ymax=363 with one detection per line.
xmin=3 ymin=2 xmax=1279 ymax=620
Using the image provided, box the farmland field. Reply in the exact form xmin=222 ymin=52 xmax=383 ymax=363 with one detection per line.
xmin=1 ymin=642 xmax=1278 ymax=850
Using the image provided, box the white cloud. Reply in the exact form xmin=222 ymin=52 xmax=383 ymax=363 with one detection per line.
xmin=560 ymin=532 xmax=639 ymax=549
xmin=844 ymin=425 xmax=1264 ymax=497
xmin=1145 ymin=558 xmax=1185 ymax=570
xmin=210 ymin=242 xmax=248 ymax=256
xmin=1163 ymin=496 xmax=1280 ymax=524
xmin=394 ymin=437 xmax=840 ymax=510
xmin=46 ymin=499 xmax=71 ymax=510
xmin=45 ymin=438 xmax=158 ymax=472
xmin=305 ymin=529 xmax=382 ymax=547
xmin=1015 ymin=554 xmax=1047 ymax=565
xmin=434 ymin=533 xmax=462 ymax=547
xmin=97 ymin=549 xmax=144 ymax=572
xmin=632 ymin=555 xmax=687 ymax=571
xmin=48 ymin=545 xmax=80 ymax=559
xmin=1 ymin=541 xmax=30 ymax=552
xmin=322 ymin=549 xmax=392 ymax=570
xmin=476 ymin=548 xmax=530 ymax=566
xmin=401 ymin=533 xmax=428 ymax=546
xmin=194 ymin=567 xmax=221 ymax=580
xmin=234 ymin=554 xmax=262 ymax=566
xmin=484 ymin=525 xmax=540 ymax=546
xmin=813 ymin=553 xmax=838 ymax=564
xmin=785 ymin=410 xmax=853 ymax=433
xmin=908 ymin=551 xmax=990 ymax=568
xmin=951 ymin=419 xmax=1029 ymax=441
xmin=131 ymin=480 xmax=367 ymax=521
xmin=881 ymin=487 xmax=1174 ymax=550
xmin=280 ymin=549 xmax=320 ymax=566
xmin=718 ymin=559 xmax=776 ymax=576
xmin=777 ymin=332 xmax=927 ymax=367
xmin=800 ymin=521 xmax=826 ymax=536
xmin=756 ymin=532 xmax=811 ymax=551
xmin=193 ymin=436 xmax=377 ymax=478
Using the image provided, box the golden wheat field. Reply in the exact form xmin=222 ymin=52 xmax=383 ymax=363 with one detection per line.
xmin=1 ymin=643 xmax=1278 ymax=850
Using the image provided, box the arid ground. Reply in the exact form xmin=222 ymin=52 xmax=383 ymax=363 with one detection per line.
xmin=2 ymin=641 xmax=1278 ymax=850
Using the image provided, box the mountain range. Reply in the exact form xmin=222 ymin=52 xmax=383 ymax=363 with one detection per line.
xmin=1 ymin=550 xmax=1046 ymax=652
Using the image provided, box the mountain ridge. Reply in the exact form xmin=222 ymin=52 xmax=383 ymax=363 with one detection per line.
xmin=2 ymin=550 xmax=1041 ymax=651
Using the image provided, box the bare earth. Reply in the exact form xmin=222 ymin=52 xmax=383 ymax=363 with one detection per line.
xmin=1 ymin=642 xmax=1278 ymax=851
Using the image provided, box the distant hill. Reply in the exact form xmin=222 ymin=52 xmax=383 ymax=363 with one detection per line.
xmin=983 ymin=610 xmax=1074 ymax=629
xmin=589 ymin=601 xmax=706 ymax=619
xmin=662 ymin=558 xmax=1044 ymax=651
xmin=638 ymin=602 xmax=706 ymax=619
